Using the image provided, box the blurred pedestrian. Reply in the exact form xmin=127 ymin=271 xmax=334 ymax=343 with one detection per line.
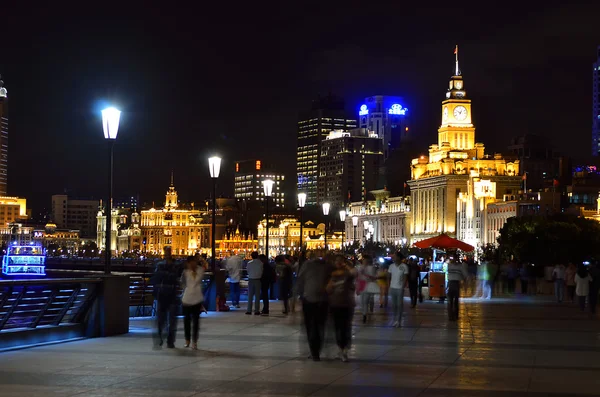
xmin=552 ymin=263 xmax=566 ymax=303
xmin=276 ymin=255 xmax=294 ymax=314
xmin=150 ymin=246 xmax=180 ymax=349
xmin=407 ymin=258 xmax=420 ymax=308
xmin=575 ymin=264 xmax=592 ymax=312
xmin=246 ymin=252 xmax=263 ymax=315
xmin=377 ymin=264 xmax=389 ymax=308
xmin=446 ymin=253 xmax=468 ymax=321
xmin=389 ymin=251 xmax=409 ymax=327
xmin=259 ymin=254 xmax=275 ymax=316
xmin=326 ymin=254 xmax=355 ymax=362
xmin=359 ymin=254 xmax=378 ymax=323
xmin=181 ymin=256 xmax=205 ymax=350
xmin=565 ymin=263 xmax=577 ymax=303
xmin=226 ymin=255 xmax=243 ymax=308
xmin=297 ymin=250 xmax=331 ymax=361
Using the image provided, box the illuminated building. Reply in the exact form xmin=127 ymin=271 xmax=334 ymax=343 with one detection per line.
xmin=117 ymin=212 xmax=142 ymax=254
xmin=456 ymin=174 xmax=497 ymax=248
xmin=346 ymin=190 xmax=410 ymax=244
xmin=234 ymin=159 xmax=285 ymax=207
xmin=407 ymin=48 xmax=521 ymax=242
xmin=305 ymin=231 xmax=344 ymax=251
xmin=96 ymin=208 xmax=121 ymax=254
xmin=358 ymin=95 xmax=410 ymax=159
xmin=317 ymin=129 xmax=383 ymax=207
xmin=257 ymin=218 xmax=325 ymax=257
xmin=297 ymin=94 xmax=357 ymax=206
xmin=216 ymin=226 xmax=257 ymax=258
xmin=36 ymin=223 xmax=81 ymax=253
xmin=593 ymin=46 xmax=600 ymax=156
xmin=52 ymin=194 xmax=99 ymax=238
xmin=0 ymin=196 xmax=28 ymax=226
xmin=0 ymin=75 xmax=8 ymax=195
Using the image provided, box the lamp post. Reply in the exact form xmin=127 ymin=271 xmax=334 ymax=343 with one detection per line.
xmin=263 ymin=179 xmax=274 ymax=258
xmin=339 ymin=210 xmax=346 ymax=250
xmin=208 ymin=156 xmax=221 ymax=273
xmin=322 ymin=202 xmax=330 ymax=250
xmin=101 ymin=107 xmax=121 ymax=274
xmin=352 ymin=216 xmax=358 ymax=244
xmin=298 ymin=193 xmax=306 ymax=252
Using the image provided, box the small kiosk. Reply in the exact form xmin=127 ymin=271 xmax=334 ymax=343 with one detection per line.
xmin=2 ymin=244 xmax=46 ymax=277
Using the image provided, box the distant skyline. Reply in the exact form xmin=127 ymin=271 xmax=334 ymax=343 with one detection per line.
xmin=2 ymin=3 xmax=600 ymax=214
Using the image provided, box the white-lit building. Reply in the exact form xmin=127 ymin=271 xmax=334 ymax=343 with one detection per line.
xmin=257 ymin=218 xmax=325 ymax=257
xmin=234 ymin=159 xmax=285 ymax=207
xmin=345 ymin=190 xmax=410 ymax=245
xmin=456 ymin=173 xmax=497 ymax=248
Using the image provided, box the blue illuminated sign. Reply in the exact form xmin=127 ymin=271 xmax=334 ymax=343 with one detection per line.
xmin=359 ymin=104 xmax=369 ymax=116
xmin=2 ymin=245 xmax=46 ymax=277
xmin=388 ymin=104 xmax=407 ymax=116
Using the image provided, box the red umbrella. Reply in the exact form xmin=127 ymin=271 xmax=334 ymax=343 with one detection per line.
xmin=413 ymin=233 xmax=474 ymax=252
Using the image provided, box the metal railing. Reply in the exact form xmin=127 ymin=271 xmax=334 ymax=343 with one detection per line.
xmin=0 ymin=278 xmax=101 ymax=332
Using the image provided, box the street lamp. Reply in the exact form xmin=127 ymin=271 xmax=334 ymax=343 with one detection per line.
xmin=101 ymin=107 xmax=121 ymax=274
xmin=352 ymin=216 xmax=358 ymax=244
xmin=339 ymin=210 xmax=346 ymax=249
xmin=298 ymin=193 xmax=306 ymax=252
xmin=263 ymin=179 xmax=274 ymax=258
xmin=322 ymin=202 xmax=330 ymax=250
xmin=208 ymin=156 xmax=221 ymax=273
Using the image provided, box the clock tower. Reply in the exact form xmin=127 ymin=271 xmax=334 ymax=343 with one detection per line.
xmin=438 ymin=48 xmax=475 ymax=151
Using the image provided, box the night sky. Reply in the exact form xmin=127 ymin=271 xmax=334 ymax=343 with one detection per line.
xmin=2 ymin=2 xmax=600 ymax=215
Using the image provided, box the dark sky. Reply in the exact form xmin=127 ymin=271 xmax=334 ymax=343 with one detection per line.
xmin=2 ymin=2 xmax=600 ymax=215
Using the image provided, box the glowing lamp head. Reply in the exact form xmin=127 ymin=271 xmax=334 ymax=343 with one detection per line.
xmin=263 ymin=179 xmax=274 ymax=197
xmin=363 ymin=220 xmax=369 ymax=229
xmin=208 ymin=156 xmax=222 ymax=178
xmin=102 ymin=107 xmax=121 ymax=140
xmin=322 ymin=202 xmax=330 ymax=216
xmin=297 ymin=192 xmax=307 ymax=208
xmin=339 ymin=210 xmax=346 ymax=222
xmin=352 ymin=216 xmax=358 ymax=227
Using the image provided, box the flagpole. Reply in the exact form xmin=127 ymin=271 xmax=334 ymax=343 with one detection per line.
xmin=455 ymin=44 xmax=459 ymax=76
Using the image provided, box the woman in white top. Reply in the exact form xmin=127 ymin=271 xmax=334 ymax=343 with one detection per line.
xmin=181 ymin=256 xmax=205 ymax=349
xmin=574 ymin=264 xmax=592 ymax=312
xmin=360 ymin=254 xmax=380 ymax=324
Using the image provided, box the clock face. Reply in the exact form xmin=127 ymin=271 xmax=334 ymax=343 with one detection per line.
xmin=455 ymin=80 xmax=463 ymax=90
xmin=443 ymin=107 xmax=448 ymax=121
xmin=453 ymin=106 xmax=467 ymax=121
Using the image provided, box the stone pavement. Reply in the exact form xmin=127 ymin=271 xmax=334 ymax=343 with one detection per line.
xmin=2 ymin=296 xmax=600 ymax=396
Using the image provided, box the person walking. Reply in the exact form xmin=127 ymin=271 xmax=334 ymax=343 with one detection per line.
xmin=407 ymin=258 xmax=420 ymax=308
xmin=181 ymin=256 xmax=205 ymax=350
xmin=226 ymin=255 xmax=242 ymax=308
xmin=552 ymin=263 xmax=566 ymax=303
xmin=565 ymin=263 xmax=577 ymax=303
xmin=389 ymin=251 xmax=409 ymax=327
xmin=574 ymin=264 xmax=592 ymax=312
xmin=359 ymin=254 xmax=379 ymax=323
xmin=519 ymin=264 xmax=529 ymax=295
xmin=150 ymin=246 xmax=180 ymax=349
xmin=276 ymin=255 xmax=294 ymax=314
xmin=446 ymin=253 xmax=468 ymax=321
xmin=377 ymin=264 xmax=389 ymax=308
xmin=588 ymin=262 xmax=600 ymax=315
xmin=259 ymin=254 xmax=275 ymax=315
xmin=326 ymin=255 xmax=356 ymax=362
xmin=245 ymin=251 xmax=263 ymax=315
xmin=296 ymin=250 xmax=331 ymax=361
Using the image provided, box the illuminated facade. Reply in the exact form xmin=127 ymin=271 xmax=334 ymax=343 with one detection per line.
xmin=317 ymin=129 xmax=383 ymax=207
xmin=257 ymin=218 xmax=325 ymax=257
xmin=346 ymin=190 xmax=410 ymax=245
xmin=456 ymin=174 xmax=497 ymax=248
xmin=0 ymin=196 xmax=28 ymax=226
xmin=297 ymin=94 xmax=357 ymax=206
xmin=117 ymin=212 xmax=142 ymax=253
xmin=216 ymin=226 xmax=257 ymax=258
xmin=96 ymin=208 xmax=121 ymax=254
xmin=0 ymin=76 xmax=7 ymax=195
xmin=358 ymin=95 xmax=410 ymax=159
xmin=36 ymin=223 xmax=81 ymax=253
xmin=593 ymin=46 xmax=600 ymax=156
xmin=407 ymin=49 xmax=521 ymax=242
xmin=234 ymin=159 xmax=285 ymax=207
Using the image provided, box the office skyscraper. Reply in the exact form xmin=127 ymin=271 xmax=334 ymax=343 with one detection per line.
xmin=297 ymin=94 xmax=356 ymax=206
xmin=593 ymin=46 xmax=600 ymax=156
xmin=0 ymin=76 xmax=8 ymax=195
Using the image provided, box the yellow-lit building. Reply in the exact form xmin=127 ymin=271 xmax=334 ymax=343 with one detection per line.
xmin=257 ymin=218 xmax=327 ymax=257
xmin=216 ymin=226 xmax=257 ymax=258
xmin=0 ymin=196 xmax=28 ymax=226
xmin=407 ymin=49 xmax=521 ymax=242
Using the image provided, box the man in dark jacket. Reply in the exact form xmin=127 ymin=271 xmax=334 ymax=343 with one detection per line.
xmin=150 ymin=246 xmax=180 ymax=349
xmin=259 ymin=255 xmax=275 ymax=315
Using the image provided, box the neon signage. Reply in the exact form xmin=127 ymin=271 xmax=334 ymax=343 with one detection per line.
xmin=359 ymin=104 xmax=369 ymax=116
xmin=389 ymin=104 xmax=407 ymax=115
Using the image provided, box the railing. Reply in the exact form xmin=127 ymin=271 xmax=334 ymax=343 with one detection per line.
xmin=0 ymin=278 xmax=101 ymax=332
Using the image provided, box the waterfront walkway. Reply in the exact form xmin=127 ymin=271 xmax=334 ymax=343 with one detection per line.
xmin=2 ymin=296 xmax=600 ymax=396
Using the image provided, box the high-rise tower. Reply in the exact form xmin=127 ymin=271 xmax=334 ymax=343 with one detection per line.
xmin=297 ymin=94 xmax=357 ymax=206
xmin=0 ymin=76 xmax=7 ymax=195
xmin=593 ymin=46 xmax=600 ymax=156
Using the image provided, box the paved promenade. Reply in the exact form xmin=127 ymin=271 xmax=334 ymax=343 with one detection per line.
xmin=2 ymin=296 xmax=600 ymax=396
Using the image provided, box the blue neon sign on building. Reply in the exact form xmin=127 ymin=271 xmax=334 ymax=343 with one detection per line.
xmin=388 ymin=104 xmax=407 ymax=116
xmin=359 ymin=104 xmax=369 ymax=116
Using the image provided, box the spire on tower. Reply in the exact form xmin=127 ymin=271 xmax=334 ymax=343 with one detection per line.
xmin=170 ymin=170 xmax=174 ymax=186
xmin=454 ymin=45 xmax=461 ymax=76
